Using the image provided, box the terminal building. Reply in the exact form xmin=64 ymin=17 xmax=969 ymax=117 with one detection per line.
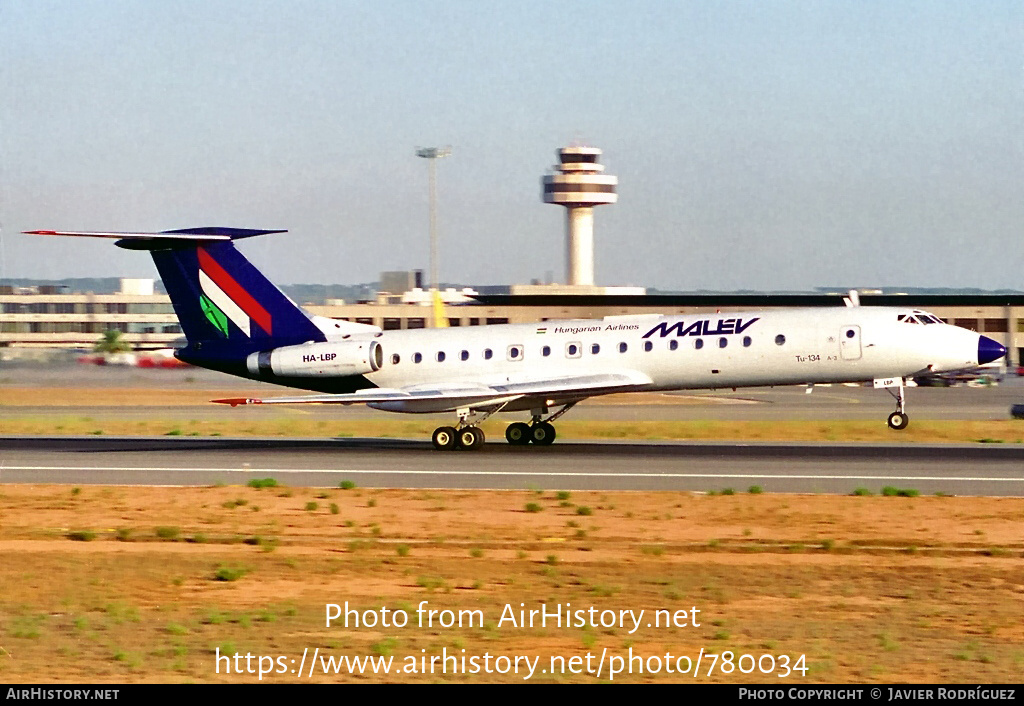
xmin=3 ymin=144 xmax=1022 ymax=367
xmin=0 ymin=279 xmax=182 ymax=350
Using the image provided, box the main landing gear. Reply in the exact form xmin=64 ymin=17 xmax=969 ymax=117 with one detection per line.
xmin=505 ymin=402 xmax=577 ymax=447
xmin=431 ymin=425 xmax=485 ymax=451
xmin=430 ymin=404 xmax=503 ymax=451
xmin=429 ymin=402 xmax=577 ymax=451
xmin=885 ymin=382 xmax=910 ymax=430
xmin=505 ymin=421 xmax=555 ymax=446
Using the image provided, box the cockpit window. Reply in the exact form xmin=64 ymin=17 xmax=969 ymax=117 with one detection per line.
xmin=898 ymin=313 xmax=927 ymax=325
xmin=903 ymin=310 xmax=942 ymax=325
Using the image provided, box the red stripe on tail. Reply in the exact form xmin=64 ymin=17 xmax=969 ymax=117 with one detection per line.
xmin=197 ymin=248 xmax=273 ymax=335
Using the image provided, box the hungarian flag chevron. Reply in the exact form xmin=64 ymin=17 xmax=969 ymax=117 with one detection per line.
xmin=197 ymin=248 xmax=272 ymax=338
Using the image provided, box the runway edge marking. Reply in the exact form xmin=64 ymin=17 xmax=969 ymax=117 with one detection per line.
xmin=2 ymin=466 xmax=1022 ymax=483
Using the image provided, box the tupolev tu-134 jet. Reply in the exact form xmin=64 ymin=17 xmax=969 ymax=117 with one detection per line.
xmin=26 ymin=228 xmax=1006 ymax=450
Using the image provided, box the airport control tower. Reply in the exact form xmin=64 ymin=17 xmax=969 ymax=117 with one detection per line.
xmin=542 ymin=145 xmax=618 ymax=286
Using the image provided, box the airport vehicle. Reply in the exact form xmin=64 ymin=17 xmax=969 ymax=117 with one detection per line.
xmin=25 ymin=228 xmax=1007 ymax=449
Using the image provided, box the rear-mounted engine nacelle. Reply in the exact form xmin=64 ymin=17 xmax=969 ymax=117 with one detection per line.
xmin=247 ymin=340 xmax=383 ymax=378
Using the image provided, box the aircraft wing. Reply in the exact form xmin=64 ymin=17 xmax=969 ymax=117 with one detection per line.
xmin=213 ymin=371 xmax=652 ymax=413
xmin=485 ymin=371 xmax=652 ymax=397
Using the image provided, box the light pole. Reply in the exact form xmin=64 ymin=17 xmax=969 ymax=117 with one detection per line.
xmin=415 ymin=146 xmax=451 ymax=290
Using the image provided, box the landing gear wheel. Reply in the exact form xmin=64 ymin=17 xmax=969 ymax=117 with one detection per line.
xmin=457 ymin=426 xmax=484 ymax=450
xmin=506 ymin=422 xmax=531 ymax=446
xmin=530 ymin=422 xmax=556 ymax=446
xmin=432 ymin=426 xmax=458 ymax=450
xmin=887 ymin=412 xmax=909 ymax=430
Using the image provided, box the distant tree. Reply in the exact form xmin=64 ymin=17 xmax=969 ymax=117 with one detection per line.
xmin=94 ymin=329 xmax=132 ymax=354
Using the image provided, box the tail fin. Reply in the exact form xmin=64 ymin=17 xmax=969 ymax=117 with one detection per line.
xmin=25 ymin=228 xmax=328 ymax=355
xmin=152 ymin=240 xmax=327 ymax=353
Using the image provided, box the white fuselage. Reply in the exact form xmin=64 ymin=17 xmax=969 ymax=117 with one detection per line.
xmin=345 ymin=307 xmax=980 ymax=408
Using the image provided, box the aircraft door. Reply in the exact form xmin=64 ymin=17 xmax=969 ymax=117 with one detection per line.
xmin=840 ymin=325 xmax=862 ymax=361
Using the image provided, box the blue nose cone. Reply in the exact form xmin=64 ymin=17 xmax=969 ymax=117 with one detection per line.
xmin=978 ymin=336 xmax=1006 ymax=365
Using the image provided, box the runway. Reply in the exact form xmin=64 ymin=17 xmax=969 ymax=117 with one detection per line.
xmin=2 ymin=366 xmax=1023 ymax=495
xmin=1 ymin=436 xmax=1021 ymax=496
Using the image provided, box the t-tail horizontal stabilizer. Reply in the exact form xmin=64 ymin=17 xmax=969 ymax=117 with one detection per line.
xmin=24 ymin=228 xmax=287 ymax=250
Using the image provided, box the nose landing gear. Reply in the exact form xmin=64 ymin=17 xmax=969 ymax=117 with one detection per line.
xmin=884 ymin=381 xmax=910 ymax=430
xmin=887 ymin=411 xmax=909 ymax=430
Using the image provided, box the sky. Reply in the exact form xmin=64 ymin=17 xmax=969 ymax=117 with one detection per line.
xmin=1 ymin=1 xmax=1023 ymax=291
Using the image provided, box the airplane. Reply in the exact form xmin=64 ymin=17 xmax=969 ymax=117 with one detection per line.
xmin=25 ymin=228 xmax=1007 ymax=450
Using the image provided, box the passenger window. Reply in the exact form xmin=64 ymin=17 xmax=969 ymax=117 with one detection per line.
xmin=542 ymin=345 xmax=551 ymax=357
xmin=460 ymin=350 xmax=469 ymax=361
xmin=669 ymin=339 xmax=678 ymax=351
xmin=644 ymin=341 xmax=653 ymax=352
xmin=694 ymin=339 xmax=704 ymax=350
xmin=775 ymin=335 xmax=786 ymax=346
xmin=618 ymin=342 xmax=628 ymax=353
xmin=413 ymin=352 xmax=422 ymax=363
xmin=507 ymin=345 xmax=523 ymax=361
xmin=719 ymin=337 xmax=727 ymax=348
xmin=436 ymin=351 xmax=446 ymax=362
xmin=566 ymin=342 xmax=581 ymax=358
xmin=742 ymin=336 xmax=751 ymax=348
xmin=483 ymin=348 xmax=493 ymax=360
xmin=391 ymin=353 xmax=401 ymax=365
xmin=591 ymin=343 xmax=600 ymax=355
